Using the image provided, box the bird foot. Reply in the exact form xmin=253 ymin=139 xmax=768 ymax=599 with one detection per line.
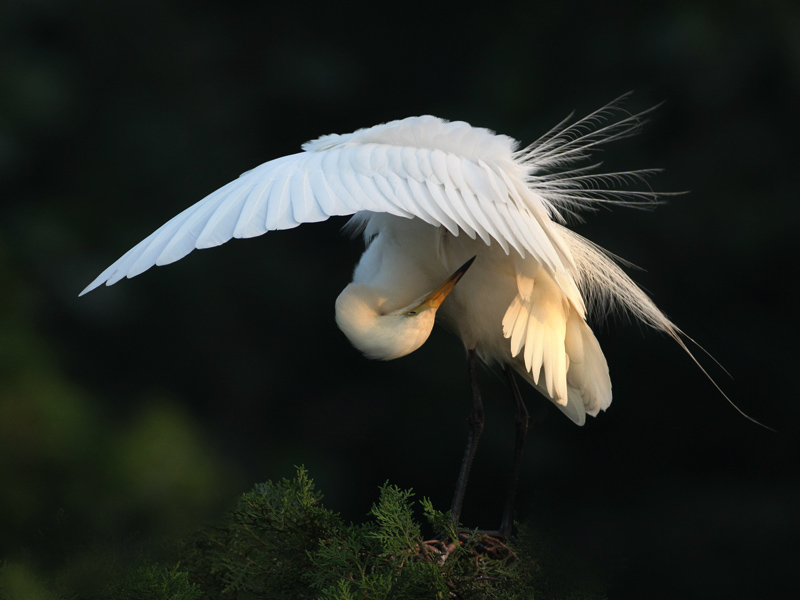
xmin=420 ymin=530 xmax=517 ymax=564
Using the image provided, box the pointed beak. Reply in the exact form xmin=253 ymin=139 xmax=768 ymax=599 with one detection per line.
xmin=406 ymin=256 xmax=476 ymax=314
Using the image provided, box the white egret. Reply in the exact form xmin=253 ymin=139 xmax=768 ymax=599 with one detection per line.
xmin=81 ymin=99 xmax=712 ymax=535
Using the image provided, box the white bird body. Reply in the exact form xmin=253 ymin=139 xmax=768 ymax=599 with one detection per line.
xmin=337 ymin=213 xmax=610 ymax=424
xmin=82 ymin=103 xmax=684 ymax=426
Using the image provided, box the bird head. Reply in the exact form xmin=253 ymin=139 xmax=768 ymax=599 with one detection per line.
xmin=335 ymin=257 xmax=475 ymax=361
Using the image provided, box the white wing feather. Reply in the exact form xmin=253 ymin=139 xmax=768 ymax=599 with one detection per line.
xmin=80 ymin=116 xmax=575 ymax=296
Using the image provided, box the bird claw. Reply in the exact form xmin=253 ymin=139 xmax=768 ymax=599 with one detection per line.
xmin=420 ymin=530 xmax=517 ymax=564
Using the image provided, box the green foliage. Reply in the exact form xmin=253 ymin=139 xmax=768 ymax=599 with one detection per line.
xmin=109 ymin=563 xmax=202 ymax=600
xmin=1 ymin=463 xmax=607 ymax=599
xmin=307 ymin=482 xmax=520 ymax=600
xmin=180 ymin=467 xmax=340 ymax=599
xmin=174 ymin=467 xmax=606 ymax=600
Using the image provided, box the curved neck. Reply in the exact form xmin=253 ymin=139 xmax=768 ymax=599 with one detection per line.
xmin=334 ymin=284 xmax=435 ymax=361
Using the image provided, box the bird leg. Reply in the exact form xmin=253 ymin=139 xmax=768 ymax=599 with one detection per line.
xmin=449 ymin=348 xmax=484 ymax=526
xmin=498 ymin=367 xmax=529 ymax=538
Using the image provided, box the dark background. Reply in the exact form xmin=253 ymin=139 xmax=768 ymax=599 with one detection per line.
xmin=2 ymin=0 xmax=798 ymax=597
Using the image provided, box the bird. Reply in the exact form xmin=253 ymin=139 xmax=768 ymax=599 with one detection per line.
xmin=81 ymin=98 xmax=703 ymax=536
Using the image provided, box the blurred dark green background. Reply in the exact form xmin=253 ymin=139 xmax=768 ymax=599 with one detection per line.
xmin=2 ymin=0 xmax=798 ymax=597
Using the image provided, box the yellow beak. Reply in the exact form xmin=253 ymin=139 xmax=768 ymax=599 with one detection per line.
xmin=406 ymin=256 xmax=476 ymax=315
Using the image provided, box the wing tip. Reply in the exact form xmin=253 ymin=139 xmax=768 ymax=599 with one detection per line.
xmin=79 ymin=279 xmax=105 ymax=297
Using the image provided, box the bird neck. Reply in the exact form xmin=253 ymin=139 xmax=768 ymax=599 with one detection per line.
xmin=334 ymin=283 xmax=435 ymax=361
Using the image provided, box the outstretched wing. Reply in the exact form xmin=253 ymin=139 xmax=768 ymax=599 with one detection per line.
xmin=81 ymin=115 xmax=577 ymax=296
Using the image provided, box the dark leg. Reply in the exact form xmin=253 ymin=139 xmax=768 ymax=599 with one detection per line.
xmin=498 ymin=367 xmax=529 ymax=538
xmin=449 ymin=348 xmax=484 ymax=526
